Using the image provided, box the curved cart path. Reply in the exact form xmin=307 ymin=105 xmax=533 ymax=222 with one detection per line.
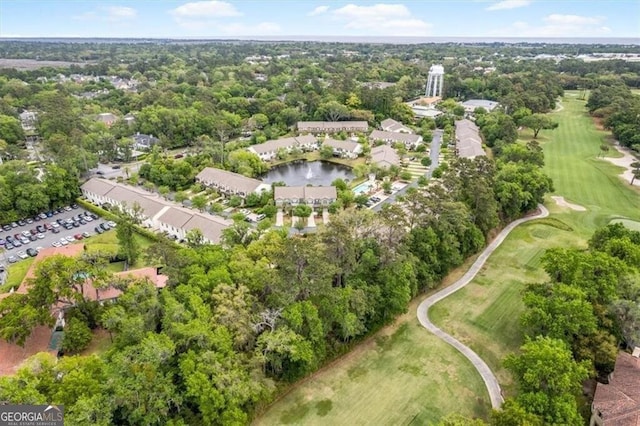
xmin=417 ymin=204 xmax=549 ymax=409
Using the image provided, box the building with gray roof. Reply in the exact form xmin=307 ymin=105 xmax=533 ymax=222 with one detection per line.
xmin=247 ymin=134 xmax=318 ymax=161
xmin=370 ymin=145 xmax=401 ymax=168
xmin=274 ymin=186 xmax=337 ymax=207
xmin=369 ymin=130 xmax=423 ymax=149
xmin=297 ymin=121 xmax=369 ymax=134
xmin=455 ymin=120 xmax=486 ymax=159
xmin=195 ymin=167 xmax=270 ymax=198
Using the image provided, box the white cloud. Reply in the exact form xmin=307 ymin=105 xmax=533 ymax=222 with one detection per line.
xmin=331 ymin=3 xmax=432 ymax=36
xmin=492 ymin=14 xmax=611 ymax=37
xmin=486 ymin=0 xmax=532 ymax=11
xmin=308 ymin=5 xmax=329 ymax=16
xmin=170 ymin=1 xmax=241 ymax=18
xmin=107 ymin=6 xmax=137 ymax=19
xmin=543 ymin=14 xmax=601 ymax=26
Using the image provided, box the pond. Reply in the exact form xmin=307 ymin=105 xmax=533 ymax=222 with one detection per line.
xmin=261 ymin=161 xmax=355 ymax=186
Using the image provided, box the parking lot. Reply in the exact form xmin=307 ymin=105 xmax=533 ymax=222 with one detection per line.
xmin=0 ymin=205 xmax=111 ymax=266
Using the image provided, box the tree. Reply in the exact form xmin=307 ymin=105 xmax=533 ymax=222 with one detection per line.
xmin=504 ymin=336 xmax=590 ymax=425
xmin=61 ymin=317 xmax=93 ymax=354
xmin=421 ymin=157 xmax=432 ymax=167
xmin=114 ymin=206 xmax=141 ymax=267
xmin=316 ymin=101 xmax=350 ymax=122
xmin=630 ymin=161 xmax=640 ymax=185
xmin=0 ymin=114 xmax=24 ymax=144
xmin=320 ymin=144 xmax=334 ymax=159
xmin=520 ymin=114 xmax=559 ymax=139
xmin=191 ymin=194 xmax=207 ymax=211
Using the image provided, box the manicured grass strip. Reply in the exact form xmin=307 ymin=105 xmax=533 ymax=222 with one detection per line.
xmin=0 ymin=257 xmax=36 ymax=293
xmin=254 ymin=316 xmax=489 ymax=426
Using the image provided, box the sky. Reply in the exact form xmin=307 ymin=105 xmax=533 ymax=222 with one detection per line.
xmin=0 ymin=0 xmax=638 ymax=39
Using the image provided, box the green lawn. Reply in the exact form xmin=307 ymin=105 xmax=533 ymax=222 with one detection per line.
xmin=0 ymin=257 xmax=36 ymax=292
xmin=431 ymin=92 xmax=640 ymax=394
xmin=254 ymin=308 xmax=489 ymax=426
xmin=83 ymin=230 xmax=154 ymax=269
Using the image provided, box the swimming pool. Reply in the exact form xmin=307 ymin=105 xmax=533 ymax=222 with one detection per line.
xmin=352 ymin=181 xmax=373 ymax=195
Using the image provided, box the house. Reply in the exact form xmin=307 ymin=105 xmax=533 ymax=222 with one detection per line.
xmin=380 ymin=118 xmax=413 ymax=134
xmin=274 ymin=186 xmax=337 ymax=208
xmin=455 ymin=119 xmax=486 ymax=159
xmin=80 ymin=178 xmax=232 ymax=243
xmin=132 ymin=133 xmax=160 ymax=150
xmin=406 ymin=97 xmax=442 ymax=119
xmin=19 ymin=110 xmax=38 ymax=132
xmin=96 ymin=112 xmax=117 ymax=127
xmin=322 ymin=138 xmax=362 ymax=159
xmin=590 ymin=350 xmax=640 ymax=426
xmin=370 ymin=145 xmax=401 ymax=168
xmin=369 ymin=130 xmax=423 ymax=150
xmin=461 ymin=99 xmax=500 ymax=114
xmin=297 ymin=121 xmax=369 ymax=134
xmin=195 ymin=167 xmax=271 ymax=198
xmin=247 ymin=135 xmax=317 ymax=161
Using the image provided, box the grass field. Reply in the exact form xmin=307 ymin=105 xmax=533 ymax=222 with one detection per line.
xmin=430 ymin=92 xmax=640 ymax=394
xmin=255 ymin=92 xmax=640 ymax=425
xmin=254 ymin=301 xmax=490 ymax=426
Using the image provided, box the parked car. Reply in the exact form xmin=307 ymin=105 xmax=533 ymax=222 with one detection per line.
xmin=100 ymin=223 xmax=110 ymax=231
xmin=51 ymin=227 xmax=60 ymax=234
xmin=36 ymin=225 xmax=46 ymax=233
xmin=65 ymin=236 xmax=75 ymax=243
xmin=51 ymin=241 xmax=61 ymax=248
xmin=37 ymin=233 xmax=45 ymax=239
xmin=8 ymin=256 xmax=18 ymax=263
xmin=82 ymin=231 xmax=91 ymax=238
xmin=73 ymin=234 xmax=83 ymax=240
xmin=71 ymin=203 xmax=79 ymax=209
xmin=72 ymin=222 xmax=80 ymax=228
xmin=26 ymin=248 xmax=38 ymax=257
xmin=28 ymin=235 xmax=37 ymax=241
xmin=17 ymin=251 xmax=28 ymax=260
xmin=89 ymin=213 xmax=98 ymax=220
xmin=0 ymin=238 xmax=4 ymax=246
xmin=25 ymin=218 xmax=33 ymax=224
xmin=17 ymin=220 xmax=26 ymax=226
xmin=59 ymin=238 xmax=68 ymax=246
xmin=107 ymin=221 xmax=117 ymax=228
xmin=64 ymin=206 xmax=72 ymax=211
xmin=12 ymin=240 xmax=21 ymax=248
xmin=94 ymin=226 xmax=104 ymax=234
xmin=44 ymin=223 xmax=53 ymax=230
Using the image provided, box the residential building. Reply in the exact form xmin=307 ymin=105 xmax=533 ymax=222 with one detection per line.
xmin=297 ymin=121 xmax=369 ymax=134
xmin=80 ymin=178 xmax=232 ymax=244
xmin=590 ymin=350 xmax=640 ymax=426
xmin=124 ymin=113 xmax=136 ymax=126
xmin=96 ymin=112 xmax=117 ymax=127
xmin=322 ymin=138 xmax=362 ymax=159
xmin=370 ymin=145 xmax=401 ymax=168
xmin=461 ymin=99 xmax=500 ymax=113
xmin=195 ymin=167 xmax=271 ymax=198
xmin=380 ymin=118 xmax=413 ymax=134
xmin=406 ymin=97 xmax=442 ymax=119
xmin=370 ymin=130 xmax=423 ymax=150
xmin=274 ymin=186 xmax=337 ymax=208
xmin=19 ymin=110 xmax=38 ymax=132
xmin=455 ymin=119 xmax=486 ymax=159
xmin=248 ymin=135 xmax=317 ymax=161
xmin=132 ymin=132 xmax=160 ymax=150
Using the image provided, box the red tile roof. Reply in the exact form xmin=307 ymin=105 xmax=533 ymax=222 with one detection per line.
xmin=592 ymin=352 xmax=640 ymax=425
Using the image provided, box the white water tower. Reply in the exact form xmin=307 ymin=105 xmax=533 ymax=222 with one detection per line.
xmin=425 ymin=64 xmax=444 ymax=98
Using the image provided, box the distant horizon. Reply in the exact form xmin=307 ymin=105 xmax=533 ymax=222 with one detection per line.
xmin=1 ymin=35 xmax=639 ymax=46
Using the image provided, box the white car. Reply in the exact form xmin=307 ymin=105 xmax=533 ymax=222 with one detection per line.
xmin=84 ymin=216 xmax=94 ymax=222
xmin=59 ymin=238 xmax=68 ymax=246
xmin=107 ymin=221 xmax=117 ymax=228
xmin=51 ymin=241 xmax=62 ymax=247
xmin=65 ymin=236 xmax=75 ymax=243
xmin=17 ymin=251 xmax=28 ymax=259
xmin=37 ymin=233 xmax=45 ymax=239
xmin=50 ymin=222 xmax=60 ymax=228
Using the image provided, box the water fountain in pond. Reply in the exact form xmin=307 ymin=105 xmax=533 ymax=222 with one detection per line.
xmin=306 ymin=165 xmax=313 ymax=180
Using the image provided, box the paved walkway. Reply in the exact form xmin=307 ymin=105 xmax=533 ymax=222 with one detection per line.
xmin=416 ymin=204 xmax=549 ymax=409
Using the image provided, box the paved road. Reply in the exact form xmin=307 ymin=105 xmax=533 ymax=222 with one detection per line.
xmin=416 ymin=204 xmax=550 ymax=409
xmin=372 ymin=129 xmax=443 ymax=212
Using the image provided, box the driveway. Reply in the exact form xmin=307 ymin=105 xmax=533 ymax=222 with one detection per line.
xmin=0 ymin=206 xmax=107 ymax=267
xmin=416 ymin=204 xmax=549 ymax=409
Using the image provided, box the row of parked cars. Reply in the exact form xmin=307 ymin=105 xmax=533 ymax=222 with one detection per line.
xmin=0 ymin=204 xmax=79 ymax=232
xmin=364 ymin=196 xmax=382 ymax=208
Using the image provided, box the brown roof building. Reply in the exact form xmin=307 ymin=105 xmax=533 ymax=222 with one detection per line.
xmin=195 ymin=167 xmax=271 ymax=197
xmin=274 ymin=186 xmax=337 ymax=207
xmin=297 ymin=121 xmax=369 ymax=134
xmin=590 ymin=351 xmax=640 ymax=426
xmin=370 ymin=145 xmax=401 ymax=168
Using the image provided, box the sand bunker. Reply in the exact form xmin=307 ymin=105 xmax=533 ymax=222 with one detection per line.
xmin=602 ymin=145 xmax=640 ymax=187
xmin=551 ymin=196 xmax=587 ymax=211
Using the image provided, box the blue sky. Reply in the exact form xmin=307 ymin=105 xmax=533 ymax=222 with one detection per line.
xmin=0 ymin=1 xmax=638 ymax=38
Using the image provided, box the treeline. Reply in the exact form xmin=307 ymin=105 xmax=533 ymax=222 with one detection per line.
xmin=0 ymin=144 xmax=552 ymax=424
xmin=587 ymin=84 xmax=640 ymax=150
xmin=0 ymin=162 xmax=79 ymax=224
